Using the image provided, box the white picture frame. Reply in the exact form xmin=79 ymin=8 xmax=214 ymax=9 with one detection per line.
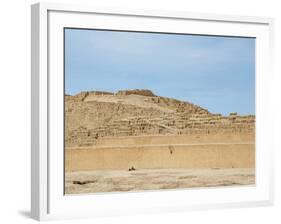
xmin=31 ymin=2 xmax=274 ymax=221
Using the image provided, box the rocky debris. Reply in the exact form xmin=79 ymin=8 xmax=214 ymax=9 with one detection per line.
xmin=73 ymin=180 xmax=96 ymax=185
xmin=128 ymin=166 xmax=136 ymax=171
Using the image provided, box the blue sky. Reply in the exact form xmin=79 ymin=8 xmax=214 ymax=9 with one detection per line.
xmin=65 ymin=28 xmax=255 ymax=115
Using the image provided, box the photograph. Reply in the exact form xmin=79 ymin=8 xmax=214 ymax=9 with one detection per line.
xmin=64 ymin=28 xmax=255 ymax=194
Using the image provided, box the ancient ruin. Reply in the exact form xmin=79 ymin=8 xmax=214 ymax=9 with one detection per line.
xmin=65 ymin=89 xmax=255 ymax=147
xmin=64 ymin=89 xmax=255 ymax=193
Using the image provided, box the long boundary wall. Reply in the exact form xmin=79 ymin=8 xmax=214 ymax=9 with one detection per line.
xmin=65 ymin=134 xmax=255 ymax=171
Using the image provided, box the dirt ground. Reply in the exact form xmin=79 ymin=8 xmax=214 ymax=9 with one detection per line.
xmin=65 ymin=168 xmax=255 ymax=194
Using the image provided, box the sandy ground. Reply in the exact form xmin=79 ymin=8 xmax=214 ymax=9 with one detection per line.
xmin=65 ymin=168 xmax=255 ymax=194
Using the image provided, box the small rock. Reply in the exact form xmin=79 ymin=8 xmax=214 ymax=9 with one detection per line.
xmin=128 ymin=166 xmax=136 ymax=171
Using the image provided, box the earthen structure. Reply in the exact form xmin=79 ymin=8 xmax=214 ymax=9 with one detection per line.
xmin=65 ymin=89 xmax=255 ymax=147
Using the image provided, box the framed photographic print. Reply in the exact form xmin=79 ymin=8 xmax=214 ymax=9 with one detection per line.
xmin=31 ymin=2 xmax=274 ymax=221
